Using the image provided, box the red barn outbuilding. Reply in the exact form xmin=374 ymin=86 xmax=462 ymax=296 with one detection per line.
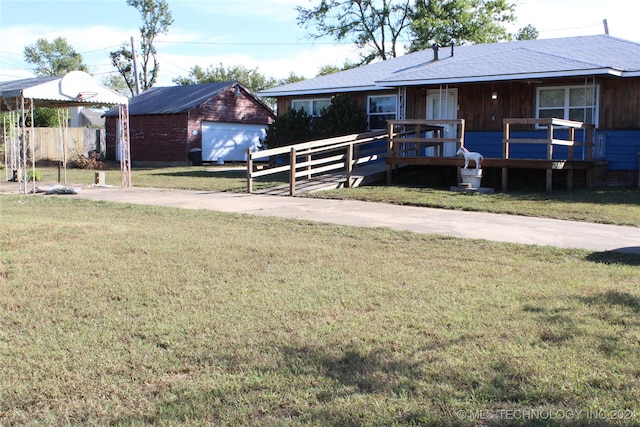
xmin=105 ymin=81 xmax=275 ymax=166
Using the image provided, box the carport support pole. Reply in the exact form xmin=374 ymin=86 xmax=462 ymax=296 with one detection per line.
xmin=29 ymin=99 xmax=35 ymax=194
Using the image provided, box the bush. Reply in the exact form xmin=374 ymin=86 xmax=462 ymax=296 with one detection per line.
xmin=67 ymin=153 xmax=112 ymax=170
xmin=261 ymin=108 xmax=312 ymax=150
xmin=262 ymin=94 xmax=368 ymax=150
xmin=26 ymin=169 xmax=41 ymax=182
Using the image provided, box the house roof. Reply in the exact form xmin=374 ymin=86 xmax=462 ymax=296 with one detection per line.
xmin=0 ymin=71 xmax=128 ymax=110
xmin=259 ymin=35 xmax=640 ymax=97
xmin=80 ymin=108 xmax=106 ymax=127
xmin=103 ymin=81 xmax=276 ymax=117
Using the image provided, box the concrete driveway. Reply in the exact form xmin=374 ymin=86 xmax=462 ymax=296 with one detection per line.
xmin=4 ymin=182 xmax=635 ymax=254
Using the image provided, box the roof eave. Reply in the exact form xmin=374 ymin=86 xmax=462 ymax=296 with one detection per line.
xmin=621 ymin=71 xmax=640 ymax=77
xmin=258 ymin=84 xmax=393 ymax=98
xmin=378 ymin=68 xmax=625 ymax=86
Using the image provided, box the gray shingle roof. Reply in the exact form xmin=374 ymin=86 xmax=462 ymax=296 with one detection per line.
xmin=259 ymin=35 xmax=640 ymax=97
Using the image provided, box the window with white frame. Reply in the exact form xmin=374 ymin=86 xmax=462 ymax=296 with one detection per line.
xmin=536 ymin=85 xmax=599 ymax=126
xmin=367 ymin=95 xmax=397 ymax=130
xmin=290 ymin=98 xmax=331 ymax=116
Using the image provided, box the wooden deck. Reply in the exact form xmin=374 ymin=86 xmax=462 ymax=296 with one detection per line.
xmin=386 ymin=118 xmax=600 ymax=192
xmin=386 ymin=156 xmax=601 ymax=191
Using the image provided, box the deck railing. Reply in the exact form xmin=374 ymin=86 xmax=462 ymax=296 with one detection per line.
xmin=387 ymin=119 xmax=466 ymax=157
xmin=246 ymin=131 xmax=387 ymax=195
xmin=503 ymin=118 xmax=595 ymax=161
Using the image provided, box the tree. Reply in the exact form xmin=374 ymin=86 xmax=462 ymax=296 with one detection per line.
xmin=278 ymin=72 xmax=307 ymax=86
xmin=297 ymin=0 xmax=517 ymax=63
xmin=101 ymin=74 xmax=131 ymax=97
xmin=316 ymin=60 xmax=359 ymax=76
xmin=110 ymin=0 xmax=173 ymax=96
xmin=173 ymin=64 xmax=305 ymax=109
xmin=173 ymin=64 xmax=278 ymax=93
xmin=23 ymin=37 xmax=88 ymax=77
xmin=408 ymin=0 xmax=516 ymax=52
xmin=515 ymin=24 xmax=539 ymax=40
xmin=296 ymin=0 xmax=413 ymax=65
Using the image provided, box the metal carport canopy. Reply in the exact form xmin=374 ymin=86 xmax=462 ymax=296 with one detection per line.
xmin=0 ymin=70 xmax=128 ymax=110
xmin=1 ymin=71 xmax=131 ymax=192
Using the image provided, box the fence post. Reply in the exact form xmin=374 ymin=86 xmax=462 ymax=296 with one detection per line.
xmin=289 ymin=146 xmax=296 ymax=196
xmin=246 ymin=148 xmax=253 ymax=193
xmin=568 ymin=127 xmax=575 ymax=160
xmin=386 ymin=122 xmax=394 ymax=184
xmin=546 ymin=123 xmax=554 ymax=160
xmin=346 ymin=143 xmax=353 ymax=188
xmin=502 ymin=120 xmax=510 ymax=192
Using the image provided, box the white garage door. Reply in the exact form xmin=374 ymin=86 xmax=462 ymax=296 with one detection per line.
xmin=201 ymin=121 xmax=267 ymax=162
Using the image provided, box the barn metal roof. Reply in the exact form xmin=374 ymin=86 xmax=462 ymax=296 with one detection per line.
xmin=259 ymin=35 xmax=640 ymax=97
xmin=0 ymin=71 xmax=128 ymax=110
xmin=104 ymin=81 xmax=236 ymax=116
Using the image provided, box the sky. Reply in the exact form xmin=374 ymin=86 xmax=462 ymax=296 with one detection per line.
xmin=1 ymin=0 xmax=638 ymax=88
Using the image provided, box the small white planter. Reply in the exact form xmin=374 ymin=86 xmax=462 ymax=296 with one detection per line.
xmin=460 ymin=168 xmax=482 ymax=188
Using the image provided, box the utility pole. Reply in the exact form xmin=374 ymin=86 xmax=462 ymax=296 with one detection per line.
xmin=131 ymin=36 xmax=141 ymax=95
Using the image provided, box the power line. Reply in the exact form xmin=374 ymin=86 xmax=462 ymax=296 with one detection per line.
xmin=154 ymin=40 xmax=351 ymax=47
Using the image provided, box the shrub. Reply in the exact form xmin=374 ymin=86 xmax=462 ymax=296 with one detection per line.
xmin=26 ymin=169 xmax=41 ymax=182
xmin=262 ymin=94 xmax=368 ymax=150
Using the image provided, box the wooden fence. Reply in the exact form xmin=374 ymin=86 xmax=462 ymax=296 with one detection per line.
xmin=3 ymin=127 xmax=103 ymax=162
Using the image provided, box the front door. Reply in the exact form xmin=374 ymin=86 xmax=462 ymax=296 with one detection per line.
xmin=426 ymin=88 xmax=458 ymax=156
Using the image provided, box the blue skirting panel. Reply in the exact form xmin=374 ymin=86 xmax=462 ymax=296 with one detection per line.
xmin=463 ymin=130 xmax=640 ymax=171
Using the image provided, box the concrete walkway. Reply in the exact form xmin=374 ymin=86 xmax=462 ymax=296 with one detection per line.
xmin=3 ymin=182 xmax=636 ymax=254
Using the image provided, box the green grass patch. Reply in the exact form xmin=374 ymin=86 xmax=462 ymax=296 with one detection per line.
xmin=308 ymin=186 xmax=640 ymax=227
xmin=36 ymin=165 xmax=286 ymax=193
xmin=1 ymin=195 xmax=639 ymax=426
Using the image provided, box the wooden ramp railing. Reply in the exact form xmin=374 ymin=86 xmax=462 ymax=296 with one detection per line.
xmin=246 ymin=131 xmax=388 ymax=196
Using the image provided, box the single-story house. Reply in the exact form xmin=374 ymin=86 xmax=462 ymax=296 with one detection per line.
xmin=260 ymin=35 xmax=640 ymax=187
xmin=105 ymin=81 xmax=276 ymax=166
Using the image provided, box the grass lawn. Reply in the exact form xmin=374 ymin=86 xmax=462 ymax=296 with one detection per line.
xmin=1 ymin=195 xmax=639 ymax=426
xmin=36 ymin=164 xmax=286 ymax=193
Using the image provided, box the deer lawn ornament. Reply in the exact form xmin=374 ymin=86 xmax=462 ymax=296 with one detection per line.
xmin=456 ymin=147 xmax=483 ymax=169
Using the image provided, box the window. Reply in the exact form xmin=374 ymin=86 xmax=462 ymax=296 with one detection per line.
xmin=368 ymin=95 xmax=397 ymax=130
xmin=290 ymin=98 xmax=331 ymax=116
xmin=536 ymin=85 xmax=598 ymax=126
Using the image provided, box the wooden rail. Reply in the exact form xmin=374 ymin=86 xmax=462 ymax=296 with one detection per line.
xmin=502 ymin=118 xmax=595 ymax=191
xmin=246 ymin=131 xmax=387 ymax=195
xmin=386 ymin=119 xmax=466 ymax=184
xmin=503 ymin=118 xmax=594 ymax=160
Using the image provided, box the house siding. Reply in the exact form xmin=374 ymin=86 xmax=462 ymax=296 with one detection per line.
xmin=274 ymin=77 xmax=640 ymax=176
xmin=600 ymin=78 xmax=640 ymax=129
